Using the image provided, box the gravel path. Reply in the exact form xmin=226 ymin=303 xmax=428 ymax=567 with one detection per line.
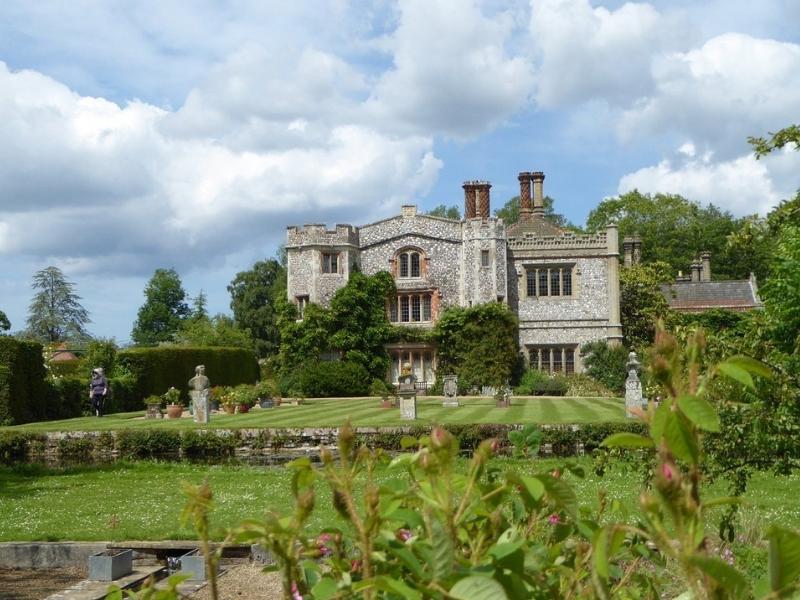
xmin=190 ymin=564 xmax=284 ymax=599
xmin=0 ymin=566 xmax=86 ymax=600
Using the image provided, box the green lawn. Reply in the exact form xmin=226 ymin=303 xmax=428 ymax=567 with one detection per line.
xmin=2 ymin=396 xmax=625 ymax=432
xmin=0 ymin=458 xmax=797 ymax=544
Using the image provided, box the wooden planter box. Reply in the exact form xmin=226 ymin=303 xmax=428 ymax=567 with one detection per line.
xmin=89 ymin=548 xmax=133 ymax=581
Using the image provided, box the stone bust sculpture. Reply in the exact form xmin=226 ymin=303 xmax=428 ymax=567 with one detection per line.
xmin=188 ymin=365 xmax=210 ymax=391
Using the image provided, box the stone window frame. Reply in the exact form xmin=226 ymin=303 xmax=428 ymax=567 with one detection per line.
xmin=320 ymin=252 xmax=340 ymax=274
xmin=480 ymin=249 xmax=490 ymax=268
xmin=528 ymin=345 xmax=577 ymax=375
xmin=394 ymin=247 xmax=426 ymax=279
xmin=388 ymin=291 xmax=434 ymax=324
xmin=295 ymin=295 xmax=310 ymax=320
xmin=523 ymin=263 xmax=576 ymax=299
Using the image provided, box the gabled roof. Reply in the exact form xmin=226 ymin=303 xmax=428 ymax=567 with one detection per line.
xmin=507 ymin=216 xmax=563 ymax=238
xmin=660 ymin=277 xmax=761 ymax=313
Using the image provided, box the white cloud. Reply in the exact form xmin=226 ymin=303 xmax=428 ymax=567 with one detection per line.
xmin=618 ymin=147 xmax=800 ymax=215
xmin=530 ymin=0 xmax=691 ymax=108
xmin=366 ymin=0 xmax=534 ymax=137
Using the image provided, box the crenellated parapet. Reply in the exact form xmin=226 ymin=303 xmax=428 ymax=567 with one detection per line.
xmin=286 ymin=224 xmax=360 ymax=248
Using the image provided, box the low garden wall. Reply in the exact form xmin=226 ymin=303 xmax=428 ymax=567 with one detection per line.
xmin=0 ymin=422 xmax=647 ymax=463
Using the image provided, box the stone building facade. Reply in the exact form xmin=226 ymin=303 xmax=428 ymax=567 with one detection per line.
xmin=286 ymin=172 xmax=623 ymax=383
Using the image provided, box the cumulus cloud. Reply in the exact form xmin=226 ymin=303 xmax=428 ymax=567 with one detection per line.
xmin=530 ymin=0 xmax=691 ymax=108
xmin=618 ymin=146 xmax=800 ymax=215
xmin=366 ymin=0 xmax=534 ymax=137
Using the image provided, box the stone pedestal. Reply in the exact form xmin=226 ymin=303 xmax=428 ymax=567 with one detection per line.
xmin=190 ymin=389 xmax=210 ymax=424
xmin=442 ymin=375 xmax=459 ymax=407
xmin=624 ymin=351 xmax=644 ymax=418
xmin=399 ymin=393 xmax=417 ymax=420
xmin=145 ymin=403 xmax=162 ymax=419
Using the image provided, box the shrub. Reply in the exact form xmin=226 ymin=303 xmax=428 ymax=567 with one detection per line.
xmin=580 ymin=340 xmax=628 ymax=393
xmin=46 ymin=376 xmax=86 ymax=419
xmin=513 ymin=369 xmax=548 ymax=395
xmin=369 ymin=378 xmax=390 ymax=400
xmin=117 ymin=346 xmax=258 ymax=404
xmin=116 ymin=430 xmax=181 ymax=459
xmin=0 ymin=431 xmax=44 ymax=463
xmin=0 ymin=338 xmax=48 ymax=425
xmin=232 ymin=384 xmax=259 ymax=407
xmin=295 ymin=361 xmax=370 ymax=397
xmin=556 ymin=374 xmax=616 ymax=397
xmin=181 ymin=431 xmax=236 ymax=458
xmin=57 ymin=436 xmax=95 ymax=459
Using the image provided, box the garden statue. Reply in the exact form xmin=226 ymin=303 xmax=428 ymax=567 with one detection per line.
xmin=625 ymin=351 xmax=644 ymax=418
xmin=188 ymin=365 xmax=211 ymax=424
xmin=495 ymin=383 xmax=512 ymax=408
xmin=442 ymin=374 xmax=459 ymax=407
xmin=397 ymin=362 xmax=417 ymax=420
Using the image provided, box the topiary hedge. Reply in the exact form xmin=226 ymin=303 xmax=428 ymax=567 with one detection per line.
xmin=0 ymin=338 xmax=48 ymax=425
xmin=295 ymin=360 xmax=370 ymax=397
xmin=117 ymin=346 xmax=258 ymax=403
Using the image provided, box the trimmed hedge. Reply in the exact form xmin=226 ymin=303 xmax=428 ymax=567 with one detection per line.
xmin=117 ymin=346 xmax=258 ymax=403
xmin=0 ymin=338 xmax=48 ymax=425
xmin=296 ymin=361 xmax=370 ymax=397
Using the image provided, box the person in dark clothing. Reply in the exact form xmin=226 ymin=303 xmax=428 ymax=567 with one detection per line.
xmin=89 ymin=368 xmax=108 ymax=417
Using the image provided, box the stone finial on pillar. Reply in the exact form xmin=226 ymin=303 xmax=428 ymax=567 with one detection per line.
xmin=518 ymin=172 xmax=532 ymax=221
xmin=700 ymin=251 xmax=711 ymax=281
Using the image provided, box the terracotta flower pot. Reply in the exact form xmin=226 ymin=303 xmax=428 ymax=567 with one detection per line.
xmin=237 ymin=404 xmax=250 ymax=414
xmin=222 ymin=404 xmax=236 ymax=415
xmin=166 ymin=404 xmax=183 ymax=419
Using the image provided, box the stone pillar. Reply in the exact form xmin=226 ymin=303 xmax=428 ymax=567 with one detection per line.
xmin=606 ymin=223 xmax=623 ymax=346
xmin=518 ymin=172 xmax=532 ymax=221
xmin=442 ymin=375 xmax=459 ymax=407
xmin=463 ymin=182 xmax=477 ymax=219
xmin=625 ymin=352 xmax=644 ymax=418
xmin=476 ymin=182 xmax=491 ymax=219
xmin=531 ymin=172 xmax=545 ymax=218
xmin=632 ymin=236 xmax=643 ymax=265
xmin=622 ymin=237 xmax=634 ymax=267
xmin=691 ymin=261 xmax=702 ymax=282
xmin=700 ymin=251 xmax=711 ymax=282
xmin=190 ymin=390 xmax=210 ymax=424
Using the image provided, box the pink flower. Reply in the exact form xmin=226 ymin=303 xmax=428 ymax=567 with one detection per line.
xmin=317 ymin=533 xmax=333 ymax=557
xmin=662 ymin=462 xmax=675 ymax=481
xmin=396 ymin=529 xmax=412 ymax=542
xmin=549 ymin=513 xmax=561 ymax=525
xmin=291 ymin=581 xmax=303 ymax=600
xmin=550 ymin=469 xmax=561 ymax=479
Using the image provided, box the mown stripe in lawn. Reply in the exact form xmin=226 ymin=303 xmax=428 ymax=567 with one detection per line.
xmin=560 ymin=397 xmax=602 ymax=422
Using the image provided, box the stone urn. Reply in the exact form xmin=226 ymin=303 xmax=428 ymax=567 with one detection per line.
xmin=222 ymin=403 xmax=236 ymax=415
xmin=166 ymin=404 xmax=183 ymax=419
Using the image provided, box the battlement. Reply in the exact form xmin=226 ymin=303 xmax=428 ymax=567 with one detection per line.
xmin=286 ymin=223 xmax=359 ymax=248
xmin=508 ymin=231 xmax=608 ymax=250
xmin=462 ymin=217 xmax=506 ymax=239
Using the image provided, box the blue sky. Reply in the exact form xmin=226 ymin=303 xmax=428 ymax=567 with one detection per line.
xmin=0 ymin=0 xmax=798 ymax=343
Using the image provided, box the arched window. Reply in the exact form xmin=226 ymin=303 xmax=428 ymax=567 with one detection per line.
xmin=396 ymin=250 xmax=423 ymax=278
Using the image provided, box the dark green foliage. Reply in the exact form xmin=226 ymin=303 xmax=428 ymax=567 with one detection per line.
xmin=48 ymin=359 xmax=82 ymax=378
xmin=494 ymin=196 xmax=579 ymax=230
xmin=278 ymin=271 xmax=396 ymax=381
xmin=46 ymin=376 xmax=86 ymax=419
xmin=514 ymin=374 xmax=568 ymax=396
xmin=175 ymin=314 xmax=255 ymax=349
xmin=81 ymin=339 xmax=118 ymax=376
xmin=620 ymin=261 xmax=674 ymax=348
xmin=676 ymin=308 xmax=746 ymax=331
xmin=57 ymin=437 xmax=95 ymax=459
xmin=228 ymin=259 xmax=286 ymax=357
xmin=117 ymin=346 xmax=258 ymax=404
xmin=131 ymin=268 xmax=190 ymax=345
xmin=180 ymin=431 xmax=237 ymax=458
xmin=0 ymin=337 xmax=48 ymax=425
xmin=749 ymin=124 xmax=800 ymax=157
xmin=0 ymin=310 xmax=9 ymax=332
xmin=0 ymin=431 xmax=43 ymax=463
xmin=107 ymin=373 xmax=138 ymax=412
xmin=25 ymin=266 xmax=91 ymax=343
xmin=586 ymin=190 xmax=763 ymax=280
xmin=513 ymin=369 xmax=548 ymax=394
xmin=433 ymin=302 xmax=519 ymax=389
xmin=116 ymin=430 xmax=181 ymax=459
xmin=426 ymin=205 xmax=461 ymax=220
xmin=295 ymin=361 xmax=370 ymax=398
xmin=581 ymin=341 xmax=629 ymax=394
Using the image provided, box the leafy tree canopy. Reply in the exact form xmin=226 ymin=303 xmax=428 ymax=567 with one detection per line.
xmin=228 ymin=259 xmax=286 ymax=358
xmin=426 ymin=204 xmax=461 ymax=220
xmin=620 ymin=261 xmax=674 ymax=349
xmin=131 ymin=268 xmax=190 ymax=346
xmin=174 ymin=313 xmax=255 ymax=350
xmin=586 ymin=190 xmax=762 ymax=280
xmin=25 ymin=266 xmax=91 ymax=343
xmin=0 ymin=310 xmax=9 ymax=333
xmin=748 ymin=123 xmax=800 ymax=158
xmin=494 ymin=196 xmax=579 ymax=230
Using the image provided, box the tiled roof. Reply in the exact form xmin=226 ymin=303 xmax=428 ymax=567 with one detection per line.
xmin=660 ymin=279 xmax=761 ymax=312
xmin=507 ymin=217 xmax=563 ymax=238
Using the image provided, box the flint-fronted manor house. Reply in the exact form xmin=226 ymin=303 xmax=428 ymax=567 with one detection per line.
xmin=286 ymin=172 xmax=623 ymax=385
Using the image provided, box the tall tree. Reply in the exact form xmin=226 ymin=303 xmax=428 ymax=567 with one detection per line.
xmin=0 ymin=310 xmax=9 ymax=333
xmin=131 ymin=268 xmax=190 ymax=345
xmin=585 ymin=190 xmax=758 ymax=280
xmin=190 ymin=290 xmax=208 ymax=321
xmin=494 ymin=196 xmax=577 ymax=230
xmin=228 ymin=259 xmax=286 ymax=357
xmin=25 ymin=266 xmax=90 ymax=343
xmin=175 ymin=313 xmax=255 ymax=349
xmin=427 ymin=204 xmax=461 ymax=220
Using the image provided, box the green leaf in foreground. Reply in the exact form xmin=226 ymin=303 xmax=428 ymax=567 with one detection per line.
xmin=602 ymin=432 xmax=654 ymax=449
xmin=767 ymin=526 xmax=800 ymax=592
xmin=689 ymin=556 xmax=748 ymax=597
xmin=716 ymin=361 xmax=754 ymax=389
xmin=450 ymin=576 xmax=509 ymax=600
xmin=676 ymin=394 xmax=720 ymax=432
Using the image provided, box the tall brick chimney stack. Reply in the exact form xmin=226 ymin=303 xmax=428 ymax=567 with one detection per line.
xmin=476 ymin=181 xmax=491 ymax=219
xmin=700 ymin=251 xmax=711 ymax=282
xmin=463 ymin=182 xmax=477 ymax=219
xmin=531 ymin=171 xmax=545 ymax=218
xmin=518 ymin=172 xmax=532 ymax=221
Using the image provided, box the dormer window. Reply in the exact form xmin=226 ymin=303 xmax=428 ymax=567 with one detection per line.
xmin=398 ymin=250 xmax=421 ymax=278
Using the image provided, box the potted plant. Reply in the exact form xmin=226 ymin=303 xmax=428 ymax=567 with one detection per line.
xmin=143 ymin=394 xmax=162 ymax=419
xmin=255 ymin=380 xmax=277 ymax=409
xmin=233 ymin=384 xmax=258 ymax=414
xmin=219 ymin=387 xmax=237 ymax=415
xmin=209 ymin=386 xmax=223 ymax=411
xmin=163 ymin=387 xmax=183 ymax=419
